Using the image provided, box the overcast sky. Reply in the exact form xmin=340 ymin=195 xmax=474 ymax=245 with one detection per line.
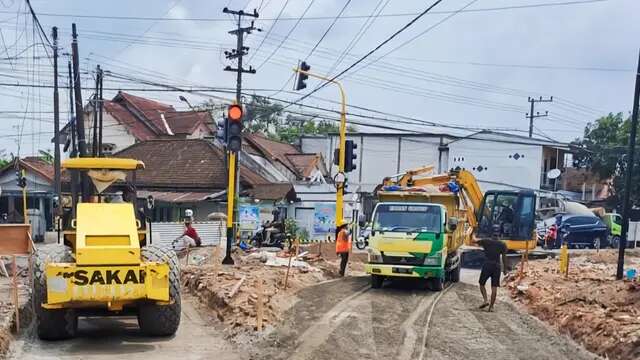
xmin=0 ymin=0 xmax=638 ymax=156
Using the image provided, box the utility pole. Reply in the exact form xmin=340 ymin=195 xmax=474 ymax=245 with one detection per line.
xmin=51 ymin=26 xmax=61 ymax=215
xmin=68 ymin=60 xmax=78 ymax=217
xmin=98 ymin=65 xmax=103 ymax=157
xmin=617 ymin=49 xmax=640 ymax=280
xmin=526 ymin=96 xmax=553 ymax=138
xmin=92 ymin=65 xmax=99 ymax=156
xmin=221 ymin=7 xmax=259 ymax=265
xmin=71 ymin=23 xmax=89 ymax=201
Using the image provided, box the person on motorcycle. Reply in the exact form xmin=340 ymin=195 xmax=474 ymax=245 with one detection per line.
xmin=335 ymin=219 xmax=351 ymax=277
xmin=181 ymin=217 xmax=202 ymax=248
xmin=265 ymin=208 xmax=284 ymax=244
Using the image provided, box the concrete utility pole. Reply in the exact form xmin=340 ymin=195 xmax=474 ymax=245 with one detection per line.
xmin=71 ymin=23 xmax=90 ymax=202
xmin=93 ymin=65 xmax=99 ymax=156
xmin=98 ymin=65 xmax=103 ymax=157
xmin=51 ymin=27 xmax=61 ymax=214
xmin=221 ymin=7 xmax=260 ymax=265
xmin=617 ymin=49 xmax=640 ymax=280
xmin=526 ymin=96 xmax=553 ymax=138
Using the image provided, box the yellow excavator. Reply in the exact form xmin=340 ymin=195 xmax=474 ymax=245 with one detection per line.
xmin=31 ymin=157 xmax=180 ymax=340
xmin=380 ymin=165 xmax=537 ymax=250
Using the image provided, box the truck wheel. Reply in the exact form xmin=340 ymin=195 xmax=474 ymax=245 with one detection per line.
xmin=611 ymin=236 xmax=621 ymax=249
xmin=371 ymin=274 xmax=384 ymax=289
xmin=138 ymin=245 xmax=181 ymax=336
xmin=449 ymin=263 xmax=461 ymax=283
xmin=32 ymin=245 xmax=78 ymax=340
xmin=428 ymin=277 xmax=444 ymax=291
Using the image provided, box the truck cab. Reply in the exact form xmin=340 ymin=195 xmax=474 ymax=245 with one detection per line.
xmin=364 ymin=196 xmax=463 ymax=291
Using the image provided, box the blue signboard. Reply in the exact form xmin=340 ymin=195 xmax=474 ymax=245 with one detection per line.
xmin=313 ymin=203 xmax=336 ymax=234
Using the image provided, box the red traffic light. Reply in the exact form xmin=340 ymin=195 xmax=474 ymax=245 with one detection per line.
xmin=228 ymin=104 xmax=243 ymax=121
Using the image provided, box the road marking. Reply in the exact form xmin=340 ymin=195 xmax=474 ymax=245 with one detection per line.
xmin=418 ymin=284 xmax=455 ymax=360
xmin=289 ymin=285 xmax=369 ymax=360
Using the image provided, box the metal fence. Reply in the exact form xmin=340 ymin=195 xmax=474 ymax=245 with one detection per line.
xmin=149 ymin=221 xmax=225 ymax=248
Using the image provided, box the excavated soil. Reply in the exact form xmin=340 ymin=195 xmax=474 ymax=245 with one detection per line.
xmin=507 ymin=249 xmax=640 ymax=360
xmin=180 ymin=245 xmax=365 ymax=341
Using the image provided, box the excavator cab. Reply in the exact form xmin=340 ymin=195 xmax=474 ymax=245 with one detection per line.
xmin=476 ymin=190 xmax=537 ymax=250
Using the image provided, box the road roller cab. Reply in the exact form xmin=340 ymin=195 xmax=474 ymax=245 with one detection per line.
xmin=32 ymin=157 xmax=181 ymax=340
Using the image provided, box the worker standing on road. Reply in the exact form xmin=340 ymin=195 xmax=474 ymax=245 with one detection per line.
xmin=335 ymin=220 xmax=351 ymax=277
xmin=473 ymin=237 xmax=508 ymax=312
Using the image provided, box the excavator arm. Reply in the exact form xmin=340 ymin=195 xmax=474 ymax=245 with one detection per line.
xmin=379 ymin=167 xmax=484 ymax=233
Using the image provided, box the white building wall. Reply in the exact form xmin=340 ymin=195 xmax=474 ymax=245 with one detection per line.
xmin=85 ymin=112 xmax=137 ymax=153
xmin=448 ymin=138 xmax=543 ymax=191
xmin=301 ymin=133 xmax=552 ymax=193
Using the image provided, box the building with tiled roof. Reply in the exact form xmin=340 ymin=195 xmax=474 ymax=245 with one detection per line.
xmin=114 ymin=139 xmax=295 ymax=222
xmin=60 ymin=92 xmax=213 ymax=155
xmin=0 ymin=157 xmax=57 ymax=236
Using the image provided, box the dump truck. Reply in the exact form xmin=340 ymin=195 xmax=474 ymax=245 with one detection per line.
xmin=31 ymin=158 xmax=180 ymax=340
xmin=361 ymin=166 xmax=537 ymax=290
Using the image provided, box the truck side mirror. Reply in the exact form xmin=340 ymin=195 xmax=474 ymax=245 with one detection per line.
xmin=358 ymin=213 xmax=367 ymax=227
xmin=447 ymin=217 xmax=459 ymax=232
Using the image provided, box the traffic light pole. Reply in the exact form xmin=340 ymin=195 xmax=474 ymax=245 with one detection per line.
xmin=293 ymin=67 xmax=347 ymax=224
xmin=222 ymin=7 xmax=259 ymax=265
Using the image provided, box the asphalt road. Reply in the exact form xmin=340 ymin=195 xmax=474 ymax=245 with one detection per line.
xmin=8 ymin=270 xmax=599 ymax=360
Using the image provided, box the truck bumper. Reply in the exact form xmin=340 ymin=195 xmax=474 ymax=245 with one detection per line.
xmin=365 ymin=263 xmax=444 ymax=279
xmin=44 ymin=262 xmax=170 ymax=308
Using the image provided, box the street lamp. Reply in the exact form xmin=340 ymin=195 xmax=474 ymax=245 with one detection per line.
xmin=179 ymin=95 xmax=195 ymax=111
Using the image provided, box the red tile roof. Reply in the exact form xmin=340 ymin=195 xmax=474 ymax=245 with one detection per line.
xmin=102 ymin=92 xmax=212 ymax=140
xmin=115 ymin=139 xmax=268 ymax=190
xmin=20 ymin=157 xmax=54 ymax=182
xmin=286 ymin=153 xmax=321 ymax=178
xmin=244 ymin=133 xmax=299 ymax=173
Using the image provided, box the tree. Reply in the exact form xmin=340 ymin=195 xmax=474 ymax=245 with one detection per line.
xmin=199 ymin=95 xmax=354 ymax=144
xmin=572 ymin=112 xmax=635 ymax=207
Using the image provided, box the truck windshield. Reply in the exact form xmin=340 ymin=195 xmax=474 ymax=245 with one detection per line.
xmin=372 ymin=204 xmax=441 ymax=233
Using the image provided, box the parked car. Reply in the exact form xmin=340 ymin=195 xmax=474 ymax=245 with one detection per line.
xmin=556 ymin=215 xmax=608 ymax=249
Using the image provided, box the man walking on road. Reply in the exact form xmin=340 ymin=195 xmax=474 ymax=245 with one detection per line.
xmin=335 ymin=220 xmax=351 ymax=277
xmin=473 ymin=237 xmax=508 ymax=312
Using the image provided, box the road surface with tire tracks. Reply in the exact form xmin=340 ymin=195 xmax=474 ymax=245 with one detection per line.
xmin=8 ymin=273 xmax=598 ymax=360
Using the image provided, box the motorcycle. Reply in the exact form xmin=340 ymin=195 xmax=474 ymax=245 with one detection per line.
xmin=251 ymin=221 xmax=285 ymax=249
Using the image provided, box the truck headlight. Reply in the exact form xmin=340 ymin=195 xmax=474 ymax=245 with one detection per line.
xmin=423 ymin=252 xmax=442 ymax=266
xmin=368 ymin=249 xmax=383 ymax=263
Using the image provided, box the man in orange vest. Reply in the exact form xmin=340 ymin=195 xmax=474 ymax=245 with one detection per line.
xmin=335 ymin=219 xmax=351 ymax=277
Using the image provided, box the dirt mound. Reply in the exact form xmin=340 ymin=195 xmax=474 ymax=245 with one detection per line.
xmin=507 ymin=250 xmax=640 ymax=360
xmin=181 ymin=246 xmax=339 ymax=339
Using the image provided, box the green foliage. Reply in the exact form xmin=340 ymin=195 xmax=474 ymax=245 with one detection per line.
xmin=572 ymin=112 xmax=635 ymax=208
xmin=284 ymin=217 xmax=309 ymax=242
xmin=38 ymin=150 xmax=54 ymax=164
xmin=197 ymin=95 xmax=356 ymax=144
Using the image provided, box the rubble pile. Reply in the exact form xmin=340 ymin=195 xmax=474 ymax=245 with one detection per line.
xmin=0 ymin=301 xmax=12 ymax=357
xmin=181 ymin=247 xmax=333 ymax=337
xmin=507 ymin=250 xmax=640 ymax=360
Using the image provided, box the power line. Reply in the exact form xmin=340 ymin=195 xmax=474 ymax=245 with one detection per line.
xmin=7 ymin=0 xmax=612 ymax=22
xmin=255 ymin=0 xmax=315 ymax=70
xmin=286 ymin=0 xmax=445 ymax=108
xmin=343 ymin=0 xmax=480 ymax=80
xmin=248 ymin=0 xmax=289 ymax=64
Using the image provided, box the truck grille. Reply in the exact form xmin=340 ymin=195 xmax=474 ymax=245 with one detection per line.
xmin=381 ymin=254 xmax=423 ymax=265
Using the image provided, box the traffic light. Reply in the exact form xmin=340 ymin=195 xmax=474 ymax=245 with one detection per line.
xmin=216 ymin=118 xmax=228 ymax=144
xmin=16 ymin=169 xmax=26 ymax=188
xmin=295 ymin=61 xmax=310 ymax=91
xmin=227 ymin=104 xmax=243 ymax=152
xmin=345 ymin=139 xmax=357 ymax=172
